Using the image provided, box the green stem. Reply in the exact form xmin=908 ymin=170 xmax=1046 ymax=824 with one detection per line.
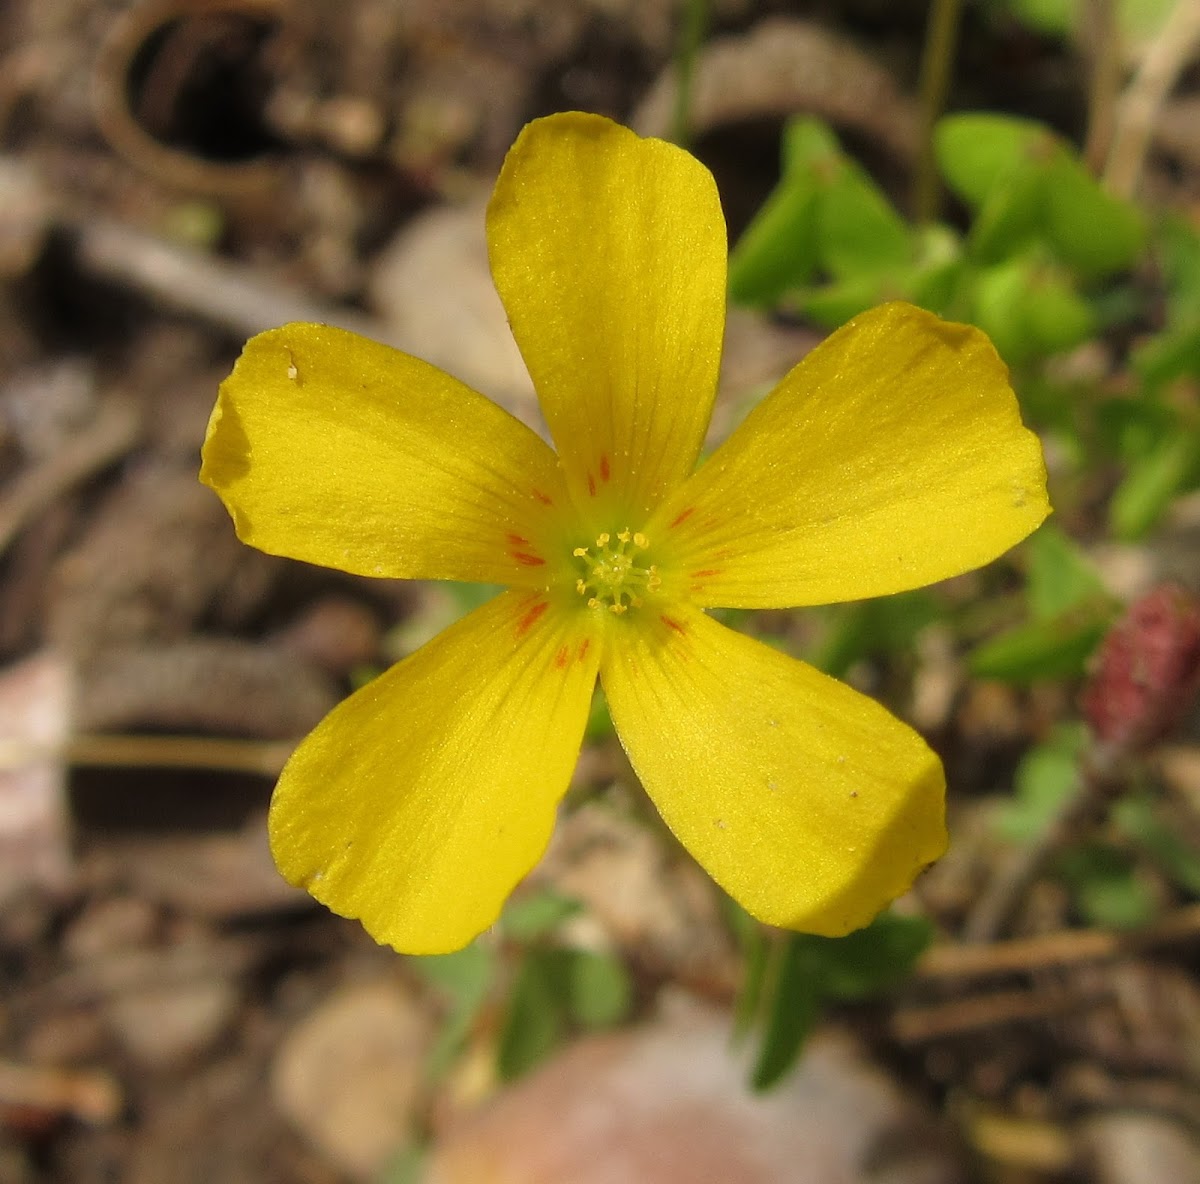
xmin=913 ymin=0 xmax=966 ymax=223
xmin=671 ymin=0 xmax=710 ymax=148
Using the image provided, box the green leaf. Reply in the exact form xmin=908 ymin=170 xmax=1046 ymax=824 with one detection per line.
xmin=997 ymin=723 xmax=1088 ymax=844
xmin=1109 ymin=429 xmax=1200 ymax=540
xmin=816 ymin=912 xmax=934 ymax=1000
xmin=968 ymin=167 xmax=1046 ymax=264
xmin=1114 ymin=794 xmax=1200 ymax=896
xmin=812 ymin=590 xmax=939 ymax=679
xmin=496 ymin=948 xmax=570 ymax=1080
xmin=1042 ymin=154 xmax=1144 ymax=277
xmin=935 ymin=113 xmax=1049 ymax=209
xmin=728 ymin=176 xmax=821 ymax=306
xmin=1025 ymin=524 xmax=1106 ymax=621
xmin=1134 ymin=322 xmax=1200 ymax=388
xmin=815 ymin=163 xmax=912 ymax=279
xmin=969 ymin=608 xmax=1111 ymax=681
xmin=1021 ymin=268 xmax=1097 ymax=354
xmin=566 ymin=949 xmax=632 ymax=1029
xmin=1057 ymin=844 xmax=1158 ymax=929
xmin=751 ymin=935 xmax=825 ymax=1091
xmin=1095 ymin=396 xmax=1179 ymax=462
xmin=1005 ymin=0 xmax=1074 ymax=35
xmin=781 ymin=115 xmax=841 ymax=174
xmin=411 ymin=942 xmax=496 ymax=1076
xmin=971 ymin=257 xmax=1095 ymax=364
xmin=794 ymin=273 xmax=892 ymax=328
xmin=971 ymin=258 xmax=1039 ymax=362
xmin=501 ymin=889 xmax=582 ymax=942
xmin=749 ymin=912 xmax=931 ymax=1091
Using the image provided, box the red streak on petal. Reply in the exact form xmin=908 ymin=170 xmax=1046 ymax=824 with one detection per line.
xmin=513 ymin=552 xmax=545 ymax=567
xmin=516 ymin=600 xmax=548 ymax=636
xmin=587 ymin=473 xmax=596 ymax=497
xmin=691 ymin=569 xmax=720 ymax=579
xmin=599 ymin=454 xmax=610 ymax=482
xmin=577 ymin=637 xmax=591 ymax=663
xmin=661 ymin=615 xmax=687 ymax=636
xmin=532 ymin=489 xmax=553 ymax=505
xmin=669 ymin=507 xmax=695 ymax=528
xmin=554 ymin=645 xmax=570 ymax=669
xmin=506 ymin=532 xmax=529 ymax=546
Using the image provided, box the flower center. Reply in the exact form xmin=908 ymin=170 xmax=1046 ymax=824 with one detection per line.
xmin=573 ymin=529 xmax=661 ymax=615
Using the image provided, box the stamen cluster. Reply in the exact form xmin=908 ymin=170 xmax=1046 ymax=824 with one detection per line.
xmin=573 ymin=529 xmax=661 ymax=614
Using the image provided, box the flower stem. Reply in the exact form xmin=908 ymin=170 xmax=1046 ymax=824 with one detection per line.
xmin=912 ymin=0 xmax=965 ymax=223
xmin=671 ymin=0 xmax=709 ymax=148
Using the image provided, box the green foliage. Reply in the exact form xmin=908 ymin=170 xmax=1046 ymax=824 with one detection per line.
xmin=936 ymin=114 xmax=1144 ymax=276
xmin=997 ymin=0 xmax=1176 ymax=41
xmin=1057 ymin=844 xmax=1158 ymax=928
xmin=411 ymin=941 xmax=497 ymax=1077
xmin=497 ymin=945 xmax=632 ymax=1080
xmin=411 ymin=889 xmax=632 ymax=1084
xmin=996 ymin=723 xmax=1087 ymax=843
xmin=970 ymin=524 xmax=1114 ymax=682
xmin=1114 ymin=794 xmax=1200 ymax=897
xmin=500 ymin=890 xmax=581 ymax=941
xmin=729 ymin=116 xmax=955 ymax=326
xmin=812 ymin=590 xmax=940 ymax=680
xmin=729 ymin=111 xmax=1143 ymax=368
xmin=739 ymin=911 xmax=934 ymax=1091
xmin=1109 ymin=430 xmax=1200 ymax=540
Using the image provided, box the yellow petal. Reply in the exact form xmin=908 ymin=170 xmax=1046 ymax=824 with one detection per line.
xmin=487 ymin=112 xmax=726 ymax=525
xmin=269 ymin=590 xmax=601 ymax=954
xmin=649 ymin=303 xmax=1049 ymax=608
xmin=201 ymin=323 xmax=568 ymax=584
xmin=602 ymin=605 xmax=946 ymax=935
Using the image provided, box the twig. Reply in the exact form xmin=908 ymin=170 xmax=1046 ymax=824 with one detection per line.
xmin=891 ymin=981 xmax=1109 ymax=1042
xmin=918 ymin=902 xmax=1200 ymax=982
xmin=0 ymin=1060 xmax=122 ymax=1125
xmin=0 ymin=398 xmax=140 ymax=560
xmin=0 ymin=732 xmax=294 ymax=777
xmin=962 ymin=739 xmax=1125 ymax=943
xmin=1082 ymin=0 xmax=1122 ymax=172
xmin=72 ymin=217 xmax=391 ymax=344
xmin=1104 ymin=0 xmax=1200 ymax=198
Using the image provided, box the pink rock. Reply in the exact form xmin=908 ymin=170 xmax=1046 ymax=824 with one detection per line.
xmin=426 ymin=1002 xmax=962 ymax=1184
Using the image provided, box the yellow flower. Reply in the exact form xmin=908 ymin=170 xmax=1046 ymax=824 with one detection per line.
xmin=201 ymin=112 xmax=1049 ymax=955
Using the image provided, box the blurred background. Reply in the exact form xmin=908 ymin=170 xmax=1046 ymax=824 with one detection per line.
xmin=3 ymin=1 xmax=1200 ymax=1181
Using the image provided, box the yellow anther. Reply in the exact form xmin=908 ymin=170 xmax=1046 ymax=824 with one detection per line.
xmin=573 ymin=528 xmax=657 ymax=615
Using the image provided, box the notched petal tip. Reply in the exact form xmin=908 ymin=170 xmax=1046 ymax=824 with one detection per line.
xmin=603 ymin=607 xmax=951 ymax=940
xmin=654 ymin=300 xmax=1052 ymax=608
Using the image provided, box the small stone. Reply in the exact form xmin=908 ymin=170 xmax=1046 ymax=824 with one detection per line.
xmin=105 ymin=979 xmax=238 ymax=1070
xmin=272 ymin=980 xmax=430 ymax=1180
xmin=62 ymin=897 xmax=158 ymax=963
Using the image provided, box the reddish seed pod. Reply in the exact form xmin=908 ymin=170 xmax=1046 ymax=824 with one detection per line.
xmin=1081 ymin=583 xmax=1200 ymax=749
